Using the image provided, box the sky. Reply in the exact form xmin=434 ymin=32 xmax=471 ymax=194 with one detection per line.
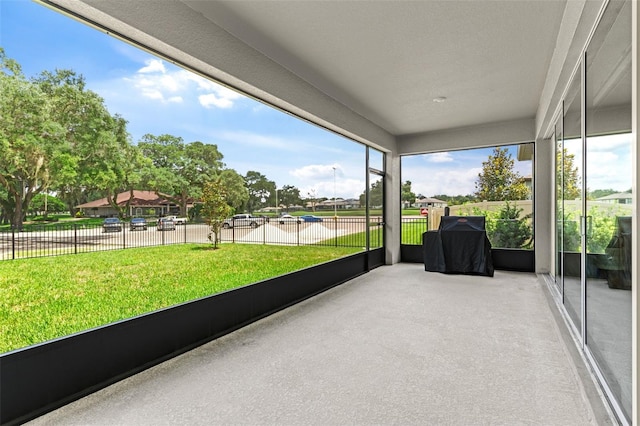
xmin=0 ymin=0 xmax=368 ymax=200
xmin=402 ymin=146 xmax=531 ymax=198
xmin=13 ymin=0 xmax=632 ymax=201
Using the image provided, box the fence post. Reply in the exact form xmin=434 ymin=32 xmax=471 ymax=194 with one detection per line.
xmin=334 ymin=216 xmax=338 ymax=247
xmin=74 ymin=225 xmax=78 ymax=255
xmin=11 ymin=227 xmax=15 ymax=260
xmin=297 ymin=220 xmax=300 ymax=246
xmin=184 ymin=222 xmax=187 ymax=244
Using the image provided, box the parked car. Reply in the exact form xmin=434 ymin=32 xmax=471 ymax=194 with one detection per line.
xmin=278 ymin=214 xmax=301 ymax=225
xmin=157 ymin=217 xmax=176 ymax=231
xmin=300 ymin=215 xmax=323 ymax=222
xmin=222 ymin=214 xmax=266 ymax=229
xmin=129 ymin=217 xmax=148 ymax=231
xmin=162 ymin=215 xmax=187 ymax=225
xmin=102 ymin=217 xmax=123 ymax=232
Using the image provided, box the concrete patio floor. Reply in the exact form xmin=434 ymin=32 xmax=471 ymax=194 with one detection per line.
xmin=28 ymin=263 xmax=614 ymax=425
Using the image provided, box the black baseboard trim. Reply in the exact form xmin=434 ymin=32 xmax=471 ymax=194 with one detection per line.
xmin=1 ymin=252 xmax=374 ymax=426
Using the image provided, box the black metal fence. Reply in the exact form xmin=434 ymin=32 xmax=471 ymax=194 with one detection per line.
xmin=401 ymin=217 xmax=431 ymax=245
xmin=0 ymin=217 xmax=384 ymax=261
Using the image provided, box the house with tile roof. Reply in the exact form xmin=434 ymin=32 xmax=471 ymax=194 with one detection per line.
xmin=76 ymin=190 xmax=187 ymax=217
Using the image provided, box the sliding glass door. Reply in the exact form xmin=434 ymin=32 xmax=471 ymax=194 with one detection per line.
xmin=561 ymin=72 xmax=583 ymax=333
xmin=584 ymin=0 xmax=632 ymax=419
xmin=554 ymin=0 xmax=631 ymax=421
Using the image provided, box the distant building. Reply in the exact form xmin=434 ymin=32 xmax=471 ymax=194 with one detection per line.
xmin=597 ymin=192 xmax=632 ymax=205
xmin=76 ymin=190 xmax=187 ymax=217
xmin=312 ymin=198 xmax=361 ymax=210
xmin=413 ymin=197 xmax=447 ymax=209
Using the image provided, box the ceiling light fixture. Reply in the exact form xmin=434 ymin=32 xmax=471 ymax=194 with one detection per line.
xmin=433 ymin=97 xmax=447 ymax=103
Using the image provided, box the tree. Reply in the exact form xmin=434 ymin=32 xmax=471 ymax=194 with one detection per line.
xmin=556 ymin=147 xmax=580 ymax=201
xmin=431 ymin=194 xmax=477 ymax=206
xmin=217 ymin=169 xmax=248 ymax=213
xmin=278 ymin=185 xmax=301 ymax=210
xmin=588 ymin=188 xmax=617 ymax=200
xmin=306 ymin=189 xmax=319 ymax=212
xmin=359 ymin=180 xmax=383 ymax=207
xmin=402 ymin=180 xmax=416 ymax=206
xmin=0 ymin=49 xmax=66 ymax=228
xmin=475 ymin=147 xmax=530 ymax=201
xmin=201 ymin=180 xmax=232 ymax=249
xmin=32 ymin=65 xmax=138 ymax=218
xmin=29 ymin=193 xmax=66 ymax=216
xmin=244 ymin=171 xmax=275 ymax=213
xmin=139 ymin=134 xmax=224 ymax=216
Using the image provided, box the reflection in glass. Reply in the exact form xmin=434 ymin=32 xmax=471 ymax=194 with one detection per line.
xmin=584 ymin=0 xmax=631 ymax=419
xmin=562 ymin=72 xmax=582 ymax=332
xmin=554 ymin=118 xmax=563 ymax=293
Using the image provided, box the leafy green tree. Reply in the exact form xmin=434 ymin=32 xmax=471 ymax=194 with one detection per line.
xmin=432 ymin=194 xmax=477 ymax=206
xmin=359 ymin=180 xmax=383 ymax=207
xmin=32 ymin=65 xmax=137 ymax=218
xmin=29 ymin=193 xmax=66 ymax=216
xmin=278 ymin=185 xmax=301 ymax=210
xmin=402 ymin=180 xmax=416 ymax=206
xmin=475 ymin=147 xmax=530 ymax=201
xmin=556 ymin=147 xmax=580 ymax=201
xmin=138 ymin=134 xmax=224 ymax=216
xmin=0 ymin=49 xmax=66 ymax=228
xmin=245 ymin=171 xmax=275 ymax=213
xmin=559 ymin=211 xmax=582 ymax=252
xmin=588 ymin=188 xmax=617 ymax=200
xmin=217 ymin=169 xmax=248 ymax=213
xmin=201 ymin=180 xmax=232 ymax=249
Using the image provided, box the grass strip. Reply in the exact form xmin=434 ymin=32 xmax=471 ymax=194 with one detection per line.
xmin=0 ymin=243 xmax=361 ymax=353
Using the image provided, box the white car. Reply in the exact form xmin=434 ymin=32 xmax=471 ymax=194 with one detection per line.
xmin=278 ymin=214 xmax=301 ymax=224
xmin=157 ymin=217 xmax=176 ymax=231
xmin=222 ymin=214 xmax=266 ymax=229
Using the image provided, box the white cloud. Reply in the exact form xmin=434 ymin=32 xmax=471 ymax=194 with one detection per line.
xmin=290 ymin=164 xmax=341 ymax=180
xmin=138 ymin=59 xmax=166 ymax=74
xmin=562 ymin=133 xmax=632 ymax=191
xmin=587 ymin=133 xmax=632 ymax=152
xmin=301 ymin=178 xmax=364 ymax=200
xmin=199 ymin=93 xmax=233 ymax=109
xmin=407 ymin=166 xmax=481 ymax=197
xmin=125 ymin=59 xmax=244 ymax=108
xmin=426 ymin=152 xmax=453 ymax=163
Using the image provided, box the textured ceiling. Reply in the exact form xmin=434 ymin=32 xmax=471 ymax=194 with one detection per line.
xmin=184 ymin=0 xmax=567 ymax=136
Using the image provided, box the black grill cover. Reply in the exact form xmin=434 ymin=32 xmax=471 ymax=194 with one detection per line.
xmin=424 ymin=216 xmax=494 ymax=277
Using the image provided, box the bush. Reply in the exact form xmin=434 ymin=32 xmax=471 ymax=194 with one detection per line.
xmin=491 ymin=202 xmax=532 ymax=248
xmin=464 ymin=203 xmax=532 ymax=249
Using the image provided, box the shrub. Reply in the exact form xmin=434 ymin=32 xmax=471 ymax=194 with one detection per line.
xmin=491 ymin=202 xmax=532 ymax=249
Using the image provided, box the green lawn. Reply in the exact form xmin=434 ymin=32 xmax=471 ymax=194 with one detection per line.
xmin=0 ymin=243 xmax=360 ymax=353
xmin=402 ymin=219 xmax=430 ymax=244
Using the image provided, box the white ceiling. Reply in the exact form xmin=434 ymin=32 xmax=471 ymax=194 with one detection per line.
xmin=183 ymin=0 xmax=567 ymax=137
